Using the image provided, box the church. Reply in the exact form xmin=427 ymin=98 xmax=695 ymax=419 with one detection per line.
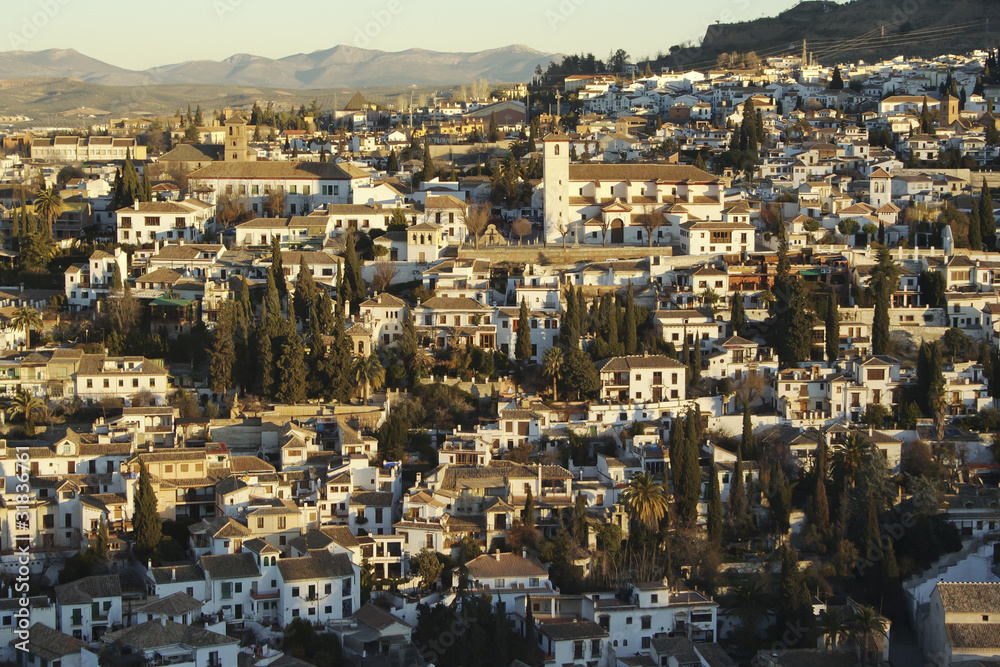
xmin=541 ymin=133 xmax=743 ymax=251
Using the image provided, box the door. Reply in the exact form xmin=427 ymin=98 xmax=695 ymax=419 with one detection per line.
xmin=611 ymin=218 xmax=624 ymax=244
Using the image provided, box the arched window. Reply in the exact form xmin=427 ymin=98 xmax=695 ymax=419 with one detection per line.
xmin=554 ymin=145 xmax=560 ymax=156
xmin=229 ymin=127 xmax=233 ymax=136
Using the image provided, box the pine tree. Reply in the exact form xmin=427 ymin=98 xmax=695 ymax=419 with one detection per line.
xmin=825 ymin=291 xmax=840 ymax=363
xmin=707 ymin=463 xmax=723 ymax=543
xmin=516 ymin=298 xmax=532 ymax=362
xmin=133 ymin=461 xmax=162 ymax=561
xmin=730 ymin=291 xmax=746 ymax=337
xmin=624 ymin=282 xmax=637 ymax=355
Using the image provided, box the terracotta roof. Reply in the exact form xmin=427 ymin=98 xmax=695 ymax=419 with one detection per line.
xmin=54 ymin=574 xmax=121 ymax=605
xmin=937 ymin=582 xmax=1000 ymax=613
xmin=190 ymin=161 xmax=368 ymax=181
xmin=599 ymin=355 xmax=685 ymax=372
xmin=946 ymin=623 xmax=1000 ymax=650
xmin=134 ymin=591 xmax=204 ymax=617
xmin=569 ymin=163 xmax=716 ymax=183
xmin=277 ymin=550 xmax=354 ymax=582
xmin=200 ymin=552 xmax=260 ymax=579
xmin=466 ymin=552 xmax=548 ymax=580
xmin=17 ymin=623 xmax=85 ymax=661
xmin=103 ymin=619 xmax=238 ymax=649
xmin=149 ymin=563 xmax=204 ymax=585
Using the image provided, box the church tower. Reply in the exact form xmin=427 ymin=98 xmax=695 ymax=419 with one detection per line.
xmin=869 ymin=168 xmax=892 ymax=210
xmin=542 ymin=132 xmax=570 ymax=244
xmin=225 ymin=112 xmax=249 ymax=162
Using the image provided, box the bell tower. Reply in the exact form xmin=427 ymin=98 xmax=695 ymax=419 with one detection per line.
xmin=225 ymin=112 xmax=249 ymax=162
xmin=543 ymin=132 xmax=570 ymax=244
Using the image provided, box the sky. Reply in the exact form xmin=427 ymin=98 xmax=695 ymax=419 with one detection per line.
xmin=5 ymin=0 xmax=806 ymax=70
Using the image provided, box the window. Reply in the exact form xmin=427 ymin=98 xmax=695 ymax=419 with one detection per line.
xmin=641 ymin=616 xmax=651 ymax=630
xmin=257 ymin=518 xmax=264 ymax=529
xmin=292 ymin=587 xmax=300 ymax=598
xmin=343 ymin=577 xmax=352 ymax=596
xmin=221 ymin=583 xmax=232 ymax=600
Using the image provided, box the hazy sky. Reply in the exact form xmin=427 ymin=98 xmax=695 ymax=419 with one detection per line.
xmin=6 ymin=0 xmax=805 ymax=70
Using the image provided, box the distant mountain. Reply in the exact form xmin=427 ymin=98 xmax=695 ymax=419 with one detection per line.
xmin=0 ymin=45 xmax=560 ymax=88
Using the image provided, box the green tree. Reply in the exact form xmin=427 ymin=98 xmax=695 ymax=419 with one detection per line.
xmin=562 ymin=349 xmax=599 ymax=399
xmin=412 ymin=549 xmax=443 ymax=589
xmin=970 ymin=204 xmax=983 ymax=250
xmin=623 ymin=282 xmax=638 ymax=355
xmin=341 ymin=231 xmax=365 ymax=312
xmin=275 ymin=330 xmax=308 ymax=404
xmin=870 ymin=245 xmax=900 ymax=355
xmin=768 ymin=459 xmax=791 ymax=534
xmin=982 ymin=180 xmax=996 ymax=251
xmin=851 ymin=606 xmax=889 ymax=667
xmin=422 ymin=138 xmax=435 ymax=181
xmin=523 ymin=487 xmax=535 ymax=529
xmin=7 ymin=390 xmax=43 ymax=437
xmin=620 ymin=472 xmax=670 ymax=530
xmin=209 ymin=302 xmax=236 ymax=395
xmin=916 ymin=341 xmax=945 ymax=415
xmin=516 ymin=298 xmax=532 ymax=362
xmin=742 ymin=404 xmax=756 ymax=460
xmin=542 ymin=346 xmax=564 ymax=401
xmin=270 ymin=236 xmax=287 ymax=300
xmin=94 ymin=515 xmax=111 ymax=565
xmin=293 ymin=257 xmax=318 ymax=325
xmin=830 ymin=66 xmax=845 ymax=90
xmin=32 ymin=187 xmax=64 ymax=237
xmin=133 ymin=461 xmax=162 ymax=561
xmin=825 ymin=291 xmax=840 ymax=363
xmin=730 ymin=291 xmax=746 ymax=337
xmin=489 ymin=111 xmax=501 ymax=142
xmin=10 ymin=306 xmax=42 ymax=348
xmin=777 ymin=545 xmax=812 ymax=630
xmin=351 ymin=352 xmax=386 ymax=404
xmin=727 ymin=443 xmax=749 ymax=535
xmin=707 ymin=464 xmax=723 ymax=544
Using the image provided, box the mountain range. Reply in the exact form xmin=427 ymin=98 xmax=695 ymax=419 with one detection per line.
xmin=0 ymin=44 xmax=559 ymax=89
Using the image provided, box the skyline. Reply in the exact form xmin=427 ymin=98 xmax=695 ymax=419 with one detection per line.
xmin=5 ymin=0 xmax=806 ymax=71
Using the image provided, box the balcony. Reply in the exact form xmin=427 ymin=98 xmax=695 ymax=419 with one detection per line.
xmin=251 ymin=590 xmax=280 ymax=600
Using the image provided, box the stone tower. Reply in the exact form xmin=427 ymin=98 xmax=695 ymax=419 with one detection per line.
xmin=943 ymin=94 xmax=961 ymax=126
xmin=225 ymin=112 xmax=249 ymax=162
xmin=542 ymin=132 xmax=570 ymax=244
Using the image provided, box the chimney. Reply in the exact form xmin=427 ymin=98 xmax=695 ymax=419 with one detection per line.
xmin=147 ymin=558 xmax=152 ymax=571
xmin=416 ymin=472 xmax=422 ymax=485
xmin=133 ymin=201 xmax=139 ymax=210
xmin=494 ymin=549 xmax=501 ymax=561
xmin=522 ymin=547 xmax=527 ymax=559
xmin=171 ymin=567 xmax=176 ymax=582
xmin=160 ymin=614 xmax=167 ymax=627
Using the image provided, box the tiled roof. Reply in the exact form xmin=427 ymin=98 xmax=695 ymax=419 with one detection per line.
xmin=103 ymin=619 xmax=238 ymax=649
xmin=538 ymin=619 xmax=607 ymax=640
xmin=937 ymin=582 xmax=1000 ymax=613
xmin=288 ymin=526 xmax=361 ymax=553
xmin=54 ymin=574 xmax=121 ymax=605
xmin=149 ymin=563 xmax=204 ymax=585
xmin=599 ymin=355 xmax=685 ymax=372
xmin=354 ymin=602 xmax=413 ymax=631
xmin=349 ymin=491 xmax=394 ymax=507
xmin=134 ymin=591 xmax=204 ymax=617
xmin=277 ymin=550 xmax=354 ymax=582
xmin=201 ymin=552 xmax=260 ymax=580
xmin=466 ymin=553 xmax=548 ymax=580
xmin=190 ymin=161 xmax=368 ymax=181
xmin=17 ymin=623 xmax=85 ymax=661
xmin=946 ymin=622 xmax=1000 ymax=649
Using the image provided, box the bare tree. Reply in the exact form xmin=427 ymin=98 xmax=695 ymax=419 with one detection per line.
xmin=511 ymin=218 xmax=533 ymax=246
xmin=556 ymin=221 xmax=570 ymax=249
xmin=371 ymin=261 xmax=399 ymax=292
xmin=734 ymin=370 xmax=767 ymax=409
xmin=598 ymin=218 xmax=612 ymax=247
xmin=635 ymin=206 xmax=664 ymax=247
xmin=265 ymin=190 xmax=286 ymax=218
xmin=217 ymin=194 xmax=249 ymax=229
xmin=461 ymin=203 xmax=489 ymax=249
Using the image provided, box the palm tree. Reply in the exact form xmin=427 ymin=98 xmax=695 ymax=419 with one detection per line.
xmin=8 ymin=390 xmax=44 ymax=437
xmin=619 ymin=472 xmax=670 ymax=530
xmin=831 ymin=433 xmax=869 ymax=490
xmin=818 ymin=607 xmax=847 ymax=652
xmin=850 ymin=605 xmax=888 ymax=667
xmin=10 ymin=306 xmax=42 ymax=349
xmin=407 ymin=348 xmax=433 ymax=379
xmin=542 ymin=347 xmax=564 ymax=401
xmin=722 ymin=575 xmax=769 ymax=642
xmin=33 ymin=187 xmax=64 ymax=236
xmin=351 ymin=353 xmax=385 ymax=404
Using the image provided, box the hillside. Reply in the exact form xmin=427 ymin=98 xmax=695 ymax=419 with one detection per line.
xmin=0 ymin=79 xmax=443 ymax=127
xmin=664 ymin=0 xmax=1000 ymax=70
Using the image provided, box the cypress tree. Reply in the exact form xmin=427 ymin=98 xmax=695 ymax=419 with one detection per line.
xmin=523 ymin=593 xmax=537 ymax=660
xmin=730 ymin=291 xmax=746 ymax=337
xmin=342 ymin=231 xmax=365 ymax=312
xmin=679 ymin=410 xmax=702 ymax=527
xmin=275 ymin=329 xmax=307 ymax=405
xmin=777 ymin=545 xmax=811 ymax=629
xmin=707 ymin=463 xmax=723 ymax=544
xmin=769 ymin=459 xmax=791 ymax=534
xmin=970 ymin=205 xmax=983 ymax=250
xmin=94 ymin=515 xmax=111 ymax=565
xmin=860 ymin=495 xmax=881 ymax=578
xmin=669 ymin=416 xmax=687 ymax=504
xmin=270 ymin=236 xmax=287 ymax=300
xmin=870 ymin=245 xmax=899 ymax=356
xmin=606 ymin=300 xmax=621 ymax=356
xmin=209 ymin=301 xmax=236 ymax=395
xmin=263 ymin=269 xmax=283 ymax=339
xmin=293 ymin=256 xmax=317 ymax=325
xmin=422 ymin=139 xmax=435 ymax=181
xmin=561 ymin=286 xmax=579 ymax=351
xmin=141 ymin=170 xmax=152 ymax=203
xmin=728 ymin=443 xmax=748 ymax=535
xmin=133 ymin=461 xmax=162 ymax=561
xmin=825 ymin=291 xmax=840 ymax=363
xmin=624 ymin=282 xmax=637 ymax=355
xmin=982 ymin=181 xmax=996 ymax=251
xmin=690 ymin=336 xmax=702 ymax=382
xmin=256 ymin=322 xmax=274 ymax=397
xmin=516 ymin=298 xmax=532 ymax=362
xmin=112 ymin=263 xmax=123 ymax=291
xmin=742 ymin=404 xmax=756 ymax=460
xmin=523 ymin=488 xmax=535 ymax=529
